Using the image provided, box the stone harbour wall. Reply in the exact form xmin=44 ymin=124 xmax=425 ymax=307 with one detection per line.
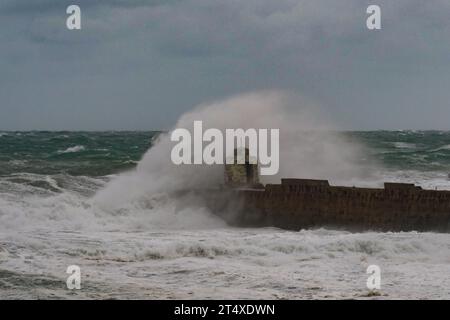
xmin=224 ymin=179 xmax=450 ymax=232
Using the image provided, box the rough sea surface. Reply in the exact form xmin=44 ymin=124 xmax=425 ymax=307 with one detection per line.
xmin=0 ymin=131 xmax=449 ymax=299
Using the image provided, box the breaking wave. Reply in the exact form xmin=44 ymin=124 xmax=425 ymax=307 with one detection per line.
xmin=57 ymin=145 xmax=86 ymax=154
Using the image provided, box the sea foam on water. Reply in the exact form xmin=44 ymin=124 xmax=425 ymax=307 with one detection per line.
xmin=0 ymin=92 xmax=449 ymax=299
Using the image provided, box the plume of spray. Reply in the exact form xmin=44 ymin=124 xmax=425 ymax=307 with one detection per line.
xmin=93 ymin=91 xmax=376 ymax=229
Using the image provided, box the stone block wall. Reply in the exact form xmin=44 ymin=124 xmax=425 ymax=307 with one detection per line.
xmin=230 ymin=179 xmax=450 ymax=232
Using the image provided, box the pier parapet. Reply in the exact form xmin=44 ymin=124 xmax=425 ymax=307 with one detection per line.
xmin=226 ymin=178 xmax=450 ymax=232
xmin=211 ymin=149 xmax=450 ymax=231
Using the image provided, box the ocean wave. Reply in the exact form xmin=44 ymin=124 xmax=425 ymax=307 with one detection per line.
xmin=0 ymin=175 xmax=224 ymax=233
xmin=57 ymin=145 xmax=86 ymax=154
xmin=430 ymin=144 xmax=450 ymax=152
xmin=1 ymin=227 xmax=449 ymax=299
xmin=42 ymin=228 xmax=450 ymax=265
xmin=0 ymin=173 xmax=106 ymax=199
xmin=392 ymin=142 xmax=417 ymax=149
xmin=7 ymin=160 xmax=27 ymax=167
xmin=122 ymin=160 xmax=138 ymax=164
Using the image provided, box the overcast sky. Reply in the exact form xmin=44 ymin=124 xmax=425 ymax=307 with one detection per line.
xmin=1 ymin=0 xmax=449 ymax=130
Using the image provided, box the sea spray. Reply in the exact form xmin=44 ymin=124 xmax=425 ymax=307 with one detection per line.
xmin=0 ymin=92 xmax=378 ymax=232
xmin=1 ymin=123 xmax=450 ymax=299
xmin=93 ymin=91 xmax=374 ymax=229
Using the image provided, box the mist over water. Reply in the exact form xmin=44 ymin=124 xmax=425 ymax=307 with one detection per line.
xmin=93 ymin=91 xmax=375 ymax=230
xmin=1 ymin=92 xmax=450 ymax=299
xmin=168 ymin=91 xmax=374 ymax=184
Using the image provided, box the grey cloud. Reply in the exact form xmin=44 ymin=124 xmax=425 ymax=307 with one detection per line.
xmin=0 ymin=0 xmax=450 ymax=130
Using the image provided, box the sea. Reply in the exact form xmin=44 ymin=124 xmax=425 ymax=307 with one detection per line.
xmin=0 ymin=130 xmax=449 ymax=299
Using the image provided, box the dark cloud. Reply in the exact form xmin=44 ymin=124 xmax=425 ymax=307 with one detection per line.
xmin=0 ymin=0 xmax=450 ymax=130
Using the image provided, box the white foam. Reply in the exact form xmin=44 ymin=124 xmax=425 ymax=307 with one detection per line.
xmin=0 ymin=228 xmax=448 ymax=299
xmin=430 ymin=144 xmax=450 ymax=152
xmin=57 ymin=145 xmax=85 ymax=154
xmin=393 ymin=142 xmax=416 ymax=149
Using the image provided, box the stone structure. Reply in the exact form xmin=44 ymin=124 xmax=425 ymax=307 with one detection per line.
xmin=224 ymin=179 xmax=450 ymax=232
xmin=198 ymin=148 xmax=450 ymax=232
xmin=204 ymin=175 xmax=450 ymax=232
xmin=224 ymin=147 xmax=260 ymax=187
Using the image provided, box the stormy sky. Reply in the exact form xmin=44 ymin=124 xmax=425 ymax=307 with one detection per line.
xmin=1 ymin=0 xmax=449 ymax=130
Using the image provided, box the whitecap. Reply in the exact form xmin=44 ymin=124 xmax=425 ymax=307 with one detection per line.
xmin=57 ymin=145 xmax=86 ymax=154
xmin=430 ymin=144 xmax=450 ymax=152
xmin=392 ymin=142 xmax=416 ymax=149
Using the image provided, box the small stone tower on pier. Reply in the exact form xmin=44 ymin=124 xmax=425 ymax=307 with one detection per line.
xmin=224 ymin=147 xmax=260 ymax=187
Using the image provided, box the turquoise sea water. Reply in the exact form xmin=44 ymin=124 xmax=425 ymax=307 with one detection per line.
xmin=353 ymin=131 xmax=450 ymax=172
xmin=1 ymin=131 xmax=450 ymax=177
xmin=0 ymin=131 xmax=158 ymax=176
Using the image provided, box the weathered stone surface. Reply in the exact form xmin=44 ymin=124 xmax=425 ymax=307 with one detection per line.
xmin=206 ymin=179 xmax=450 ymax=232
xmin=224 ymin=147 xmax=259 ymax=187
